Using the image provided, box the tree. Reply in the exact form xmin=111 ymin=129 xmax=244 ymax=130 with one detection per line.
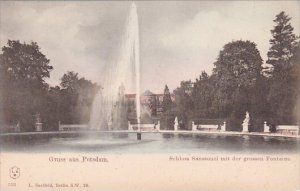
xmin=43 ymin=86 xmax=61 ymax=131
xmin=267 ymin=11 xmax=298 ymax=75
xmin=0 ymin=40 xmax=53 ymax=131
xmin=173 ymin=81 xmax=194 ymax=129
xmin=192 ymin=71 xmax=215 ymax=118
xmin=59 ymin=71 xmax=100 ymax=124
xmin=290 ymin=45 xmax=300 ymax=123
xmin=162 ymin=85 xmax=172 ymax=113
xmin=148 ymin=95 xmax=157 ymax=116
xmin=60 ymin=71 xmax=80 ymax=90
xmin=161 ymin=85 xmax=174 ymax=130
xmin=1 ymin=40 xmax=52 ymax=84
xmin=212 ymin=40 xmax=264 ymax=131
xmin=266 ymin=11 xmax=299 ymax=124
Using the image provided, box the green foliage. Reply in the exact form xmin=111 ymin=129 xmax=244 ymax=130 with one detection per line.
xmin=161 ymin=85 xmax=174 ymax=130
xmin=1 ymin=11 xmax=299 ymax=133
xmin=192 ymin=71 xmax=215 ymax=118
xmin=168 ymin=12 xmax=299 ymax=131
xmin=142 ymin=90 xmax=157 ymax=116
xmin=267 ymin=11 xmax=299 ymax=124
xmin=213 ymin=40 xmax=263 ymax=89
xmin=1 ymin=40 xmax=52 ymax=84
xmin=168 ymin=40 xmax=269 ymax=131
xmin=59 ymin=71 xmax=100 ymax=124
xmin=267 ymin=11 xmax=298 ymax=75
xmin=148 ymin=95 xmax=157 ymax=116
xmin=0 ymin=40 xmax=100 ymax=131
xmin=173 ymin=81 xmax=194 ymax=129
xmin=0 ymin=40 xmax=52 ymax=131
xmin=212 ymin=40 xmax=264 ymax=130
xmin=162 ymin=85 xmax=172 ymax=112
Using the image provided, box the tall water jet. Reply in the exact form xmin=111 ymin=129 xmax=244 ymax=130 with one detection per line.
xmin=131 ymin=3 xmax=141 ymax=131
xmin=89 ymin=3 xmax=141 ymax=130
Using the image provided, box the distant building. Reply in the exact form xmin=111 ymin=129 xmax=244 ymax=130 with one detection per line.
xmin=125 ymin=90 xmax=175 ymax=118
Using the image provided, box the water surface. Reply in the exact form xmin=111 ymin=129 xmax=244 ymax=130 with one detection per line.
xmin=1 ymin=132 xmax=299 ymax=154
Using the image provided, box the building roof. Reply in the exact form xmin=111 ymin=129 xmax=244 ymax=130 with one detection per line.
xmin=125 ymin=93 xmax=175 ymax=99
xmin=142 ymin=90 xmax=155 ymax=96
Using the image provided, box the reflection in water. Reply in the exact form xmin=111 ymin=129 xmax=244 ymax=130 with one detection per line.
xmin=162 ymin=133 xmax=175 ymax=139
xmin=0 ymin=132 xmax=299 ymax=154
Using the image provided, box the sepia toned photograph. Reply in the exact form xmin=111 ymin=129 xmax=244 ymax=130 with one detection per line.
xmin=0 ymin=1 xmax=299 ymax=190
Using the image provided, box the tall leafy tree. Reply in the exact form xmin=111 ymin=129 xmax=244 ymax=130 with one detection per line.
xmin=192 ymin=71 xmax=215 ymax=118
xmin=173 ymin=81 xmax=194 ymax=129
xmin=0 ymin=40 xmax=52 ymax=131
xmin=290 ymin=45 xmax=300 ymax=123
xmin=212 ymin=40 xmax=264 ymax=130
xmin=60 ymin=71 xmax=80 ymax=90
xmin=59 ymin=71 xmax=100 ymax=124
xmin=267 ymin=11 xmax=299 ymax=124
xmin=43 ymin=86 xmax=61 ymax=131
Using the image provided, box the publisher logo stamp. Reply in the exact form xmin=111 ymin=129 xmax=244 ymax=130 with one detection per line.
xmin=9 ymin=166 xmax=20 ymax=179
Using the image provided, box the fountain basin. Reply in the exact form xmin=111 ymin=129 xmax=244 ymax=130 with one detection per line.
xmin=0 ymin=131 xmax=299 ymax=154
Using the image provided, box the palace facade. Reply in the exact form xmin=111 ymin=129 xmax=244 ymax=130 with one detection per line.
xmin=125 ymin=90 xmax=175 ymax=118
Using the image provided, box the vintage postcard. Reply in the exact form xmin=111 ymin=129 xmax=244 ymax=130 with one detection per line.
xmin=0 ymin=1 xmax=299 ymax=191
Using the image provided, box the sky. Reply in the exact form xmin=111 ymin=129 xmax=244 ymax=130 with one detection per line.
xmin=0 ymin=1 xmax=299 ymax=93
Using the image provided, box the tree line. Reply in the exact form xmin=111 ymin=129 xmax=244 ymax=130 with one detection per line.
xmin=161 ymin=11 xmax=300 ymax=131
xmin=0 ymin=11 xmax=298 ymax=132
xmin=0 ymin=41 xmax=100 ymax=131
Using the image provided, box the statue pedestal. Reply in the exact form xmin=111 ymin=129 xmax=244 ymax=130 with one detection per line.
xmin=156 ymin=121 xmax=160 ymax=131
xmin=174 ymin=124 xmax=178 ymax=131
xmin=35 ymin=123 xmax=43 ymax=132
xmin=242 ymin=112 xmax=250 ymax=133
xmin=221 ymin=122 xmax=226 ymax=131
xmin=174 ymin=117 xmax=179 ymax=131
xmin=35 ymin=113 xmax=42 ymax=132
xmin=192 ymin=121 xmax=197 ymax=131
xmin=264 ymin=121 xmax=270 ymax=133
xmin=242 ymin=123 xmax=249 ymax=132
xmin=128 ymin=121 xmax=133 ymax=131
